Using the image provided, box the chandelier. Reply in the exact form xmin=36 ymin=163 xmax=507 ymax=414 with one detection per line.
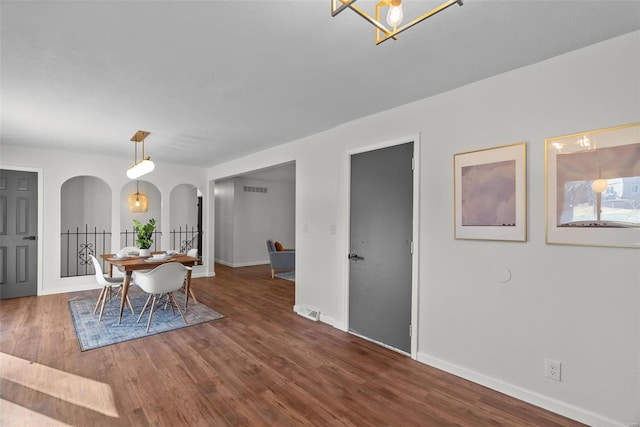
xmin=331 ymin=0 xmax=463 ymax=45
xmin=126 ymin=130 xmax=155 ymax=179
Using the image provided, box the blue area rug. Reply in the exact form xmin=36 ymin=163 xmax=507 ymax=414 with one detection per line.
xmin=275 ymin=271 xmax=295 ymax=281
xmin=68 ymin=290 xmax=225 ymax=351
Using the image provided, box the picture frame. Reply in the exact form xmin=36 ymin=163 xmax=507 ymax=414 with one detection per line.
xmin=454 ymin=142 xmax=527 ymax=241
xmin=545 ymin=123 xmax=640 ymax=248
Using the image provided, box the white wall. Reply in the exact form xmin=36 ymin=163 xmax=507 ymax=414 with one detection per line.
xmin=214 ymin=179 xmax=235 ymax=264
xmin=206 ymin=32 xmax=640 ymax=425
xmin=0 ymin=145 xmax=210 ymax=294
xmin=234 ymin=177 xmax=295 ymax=266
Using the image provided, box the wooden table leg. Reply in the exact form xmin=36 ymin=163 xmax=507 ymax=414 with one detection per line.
xmin=119 ymin=271 xmax=132 ymax=324
xmin=185 ymin=268 xmax=193 ymax=312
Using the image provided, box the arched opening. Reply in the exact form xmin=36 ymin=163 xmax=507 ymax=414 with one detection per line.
xmin=120 ymin=180 xmax=161 ymax=250
xmin=60 ymin=176 xmax=111 ymax=277
xmin=170 ymin=184 xmax=202 ymax=257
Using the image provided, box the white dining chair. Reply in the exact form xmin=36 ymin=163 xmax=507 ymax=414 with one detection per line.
xmin=114 ymin=246 xmax=150 ymax=283
xmin=133 ymin=262 xmax=188 ymax=333
xmin=90 ymin=255 xmax=135 ymax=321
xmin=186 ymin=248 xmax=198 ymax=259
xmin=111 ymin=246 xmax=139 ymax=277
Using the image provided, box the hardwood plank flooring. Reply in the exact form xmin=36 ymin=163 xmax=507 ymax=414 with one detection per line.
xmin=0 ymin=264 xmax=585 ymax=426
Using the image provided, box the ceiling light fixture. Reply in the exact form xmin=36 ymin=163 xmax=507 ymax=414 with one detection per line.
xmin=128 ymin=181 xmax=149 ymax=213
xmin=331 ymin=0 xmax=463 ymax=45
xmin=126 ymin=130 xmax=155 ymax=179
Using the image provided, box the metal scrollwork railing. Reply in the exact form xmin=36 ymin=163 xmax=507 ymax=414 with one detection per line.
xmin=78 ymin=243 xmax=95 ymax=266
xmin=169 ymin=225 xmax=200 ymax=256
xmin=61 ymin=225 xmax=111 ymax=277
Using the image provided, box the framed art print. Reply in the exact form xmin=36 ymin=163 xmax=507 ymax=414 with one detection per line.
xmin=454 ymin=142 xmax=527 ymax=241
xmin=545 ymin=123 xmax=640 ymax=248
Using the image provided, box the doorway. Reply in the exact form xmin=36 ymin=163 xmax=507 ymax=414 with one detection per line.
xmin=0 ymin=169 xmax=38 ymax=299
xmin=348 ymin=142 xmax=415 ymax=354
xmin=213 ymin=162 xmax=295 ymax=269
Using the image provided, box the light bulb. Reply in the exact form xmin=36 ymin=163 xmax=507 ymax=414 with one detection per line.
xmin=386 ymin=0 xmax=403 ymax=28
xmin=135 ymin=199 xmax=140 ymax=207
xmin=591 ymin=178 xmax=608 ymax=193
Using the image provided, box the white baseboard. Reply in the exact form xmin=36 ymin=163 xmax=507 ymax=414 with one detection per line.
xmin=40 ymin=282 xmax=100 ymax=295
xmin=215 ymin=259 xmax=269 ymax=268
xmin=417 ymin=352 xmax=626 ymax=427
xmin=191 ymin=271 xmax=211 ymax=278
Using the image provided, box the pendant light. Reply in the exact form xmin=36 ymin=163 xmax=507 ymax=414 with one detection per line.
xmin=126 ymin=130 xmax=155 ymax=179
xmin=128 ymin=181 xmax=148 ymax=213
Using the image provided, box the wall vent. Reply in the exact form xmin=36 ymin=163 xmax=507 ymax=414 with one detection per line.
xmin=243 ymin=185 xmax=267 ymax=194
xmin=298 ymin=306 xmax=320 ymax=322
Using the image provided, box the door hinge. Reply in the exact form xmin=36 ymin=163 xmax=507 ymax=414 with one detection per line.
xmin=409 ymin=324 xmax=412 ymax=337
xmin=411 ymin=157 xmax=415 ymax=171
xmin=410 ymin=240 xmax=414 ymax=254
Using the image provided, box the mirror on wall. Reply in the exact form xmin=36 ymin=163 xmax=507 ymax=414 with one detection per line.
xmin=170 ymin=184 xmax=202 ymax=256
xmin=120 ymin=180 xmax=161 ymax=250
xmin=60 ymin=175 xmax=111 ymax=277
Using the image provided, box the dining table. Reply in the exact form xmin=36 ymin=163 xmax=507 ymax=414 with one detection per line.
xmin=101 ymin=252 xmax=200 ymax=324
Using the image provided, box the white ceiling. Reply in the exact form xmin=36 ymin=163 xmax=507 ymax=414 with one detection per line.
xmin=2 ymin=1 xmax=639 ymax=168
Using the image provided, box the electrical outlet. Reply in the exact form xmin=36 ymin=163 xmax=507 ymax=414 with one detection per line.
xmin=545 ymin=359 xmax=562 ymax=381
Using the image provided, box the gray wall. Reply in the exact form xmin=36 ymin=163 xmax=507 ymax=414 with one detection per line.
xmin=215 ymin=176 xmax=295 ymax=267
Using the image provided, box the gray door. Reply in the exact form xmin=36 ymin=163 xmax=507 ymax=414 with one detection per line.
xmin=349 ymin=142 xmax=413 ymax=353
xmin=0 ymin=170 xmax=38 ymax=299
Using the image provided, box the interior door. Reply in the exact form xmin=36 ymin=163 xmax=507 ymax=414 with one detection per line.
xmin=349 ymin=142 xmax=413 ymax=353
xmin=0 ymin=169 xmax=38 ymax=299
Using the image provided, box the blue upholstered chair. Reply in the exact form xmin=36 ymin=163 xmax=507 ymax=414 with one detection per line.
xmin=266 ymin=239 xmax=295 ymax=279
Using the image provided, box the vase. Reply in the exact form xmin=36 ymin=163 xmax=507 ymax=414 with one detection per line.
xmin=139 ymin=248 xmax=151 ymax=257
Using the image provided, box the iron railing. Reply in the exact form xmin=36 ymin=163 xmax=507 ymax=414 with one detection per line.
xmin=61 ymin=225 xmax=199 ymax=277
xmin=60 ymin=225 xmax=111 ymax=277
xmin=169 ymin=224 xmax=200 ymax=256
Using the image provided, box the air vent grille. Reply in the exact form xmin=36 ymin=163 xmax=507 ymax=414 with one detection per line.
xmin=243 ymin=185 xmax=267 ymax=194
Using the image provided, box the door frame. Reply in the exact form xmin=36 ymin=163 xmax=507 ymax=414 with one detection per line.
xmin=0 ymin=165 xmax=44 ymax=296
xmin=342 ymin=133 xmax=421 ymax=360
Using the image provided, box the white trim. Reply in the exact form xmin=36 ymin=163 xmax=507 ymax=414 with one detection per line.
xmin=342 ymin=133 xmax=421 ymax=358
xmin=418 ymin=352 xmax=627 ymax=427
xmin=1 ymin=165 xmax=44 ymax=296
xmin=191 ymin=271 xmax=211 ymax=279
xmin=410 ymin=134 xmax=420 ymax=360
xmin=214 ymin=259 xmax=270 ymax=268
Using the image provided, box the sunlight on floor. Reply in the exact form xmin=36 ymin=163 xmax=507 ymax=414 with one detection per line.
xmin=0 ymin=352 xmax=119 ymax=418
xmin=0 ymin=399 xmax=72 ymax=426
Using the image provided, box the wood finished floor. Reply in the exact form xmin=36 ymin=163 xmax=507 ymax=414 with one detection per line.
xmin=0 ymin=264 xmax=585 ymax=426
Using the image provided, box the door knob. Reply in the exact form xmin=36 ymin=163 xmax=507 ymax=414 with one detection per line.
xmin=22 ymin=236 xmax=37 ymax=240
xmin=348 ymin=253 xmax=364 ymax=261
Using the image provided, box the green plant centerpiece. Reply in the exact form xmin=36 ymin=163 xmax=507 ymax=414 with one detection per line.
xmin=133 ymin=218 xmax=156 ymax=257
